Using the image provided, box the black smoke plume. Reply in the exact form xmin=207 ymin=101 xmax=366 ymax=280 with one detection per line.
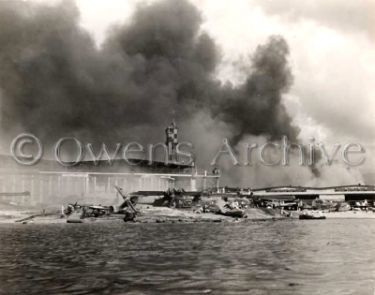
xmin=0 ymin=0 xmax=299 ymax=159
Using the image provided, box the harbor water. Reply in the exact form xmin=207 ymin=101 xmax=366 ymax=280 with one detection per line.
xmin=0 ymin=219 xmax=374 ymax=294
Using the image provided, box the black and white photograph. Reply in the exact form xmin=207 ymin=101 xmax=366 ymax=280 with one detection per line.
xmin=0 ymin=0 xmax=374 ymax=294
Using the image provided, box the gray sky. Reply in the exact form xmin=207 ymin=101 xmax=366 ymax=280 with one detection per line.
xmin=58 ymin=0 xmax=374 ymax=144
xmin=19 ymin=0 xmax=375 ymax=184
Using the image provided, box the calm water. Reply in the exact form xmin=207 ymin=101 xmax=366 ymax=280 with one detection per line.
xmin=0 ymin=219 xmax=375 ymax=295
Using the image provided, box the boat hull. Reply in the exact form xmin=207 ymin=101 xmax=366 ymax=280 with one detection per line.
xmin=299 ymin=215 xmax=326 ymax=220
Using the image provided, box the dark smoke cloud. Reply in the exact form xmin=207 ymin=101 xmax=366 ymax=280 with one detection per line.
xmin=0 ymin=0 xmax=298 ymax=153
xmin=213 ymin=36 xmax=298 ymax=144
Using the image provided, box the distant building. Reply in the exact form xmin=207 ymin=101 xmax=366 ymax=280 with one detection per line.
xmin=252 ymin=185 xmax=375 ymax=203
xmin=0 ymin=124 xmax=220 ymax=206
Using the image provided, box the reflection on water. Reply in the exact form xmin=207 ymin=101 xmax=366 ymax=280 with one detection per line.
xmin=0 ymin=220 xmax=375 ymax=294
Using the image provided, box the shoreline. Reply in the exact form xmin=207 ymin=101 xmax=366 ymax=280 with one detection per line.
xmin=324 ymin=211 xmax=375 ymax=219
xmin=1 ymin=207 xmax=375 ymax=224
xmin=0 ymin=206 xmax=286 ymax=224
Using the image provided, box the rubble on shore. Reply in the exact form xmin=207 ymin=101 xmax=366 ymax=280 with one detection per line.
xmin=125 ymin=205 xmax=286 ymax=223
xmin=4 ymin=186 xmax=375 ymax=224
xmin=2 ymin=205 xmax=375 ymax=225
xmin=0 ymin=204 xmax=286 ymax=224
